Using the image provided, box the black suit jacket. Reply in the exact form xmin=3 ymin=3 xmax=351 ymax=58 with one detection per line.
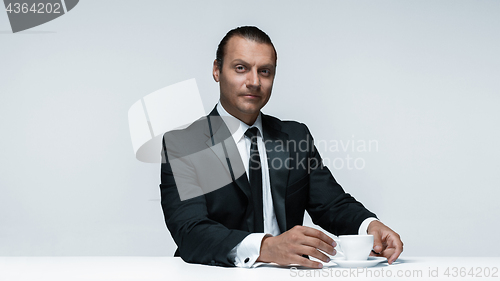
xmin=160 ymin=107 xmax=376 ymax=266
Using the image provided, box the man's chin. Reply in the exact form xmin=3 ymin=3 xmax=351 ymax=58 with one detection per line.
xmin=238 ymin=105 xmax=264 ymax=115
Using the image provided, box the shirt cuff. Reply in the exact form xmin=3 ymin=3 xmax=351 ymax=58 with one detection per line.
xmin=358 ymin=217 xmax=379 ymax=235
xmin=229 ymin=233 xmax=268 ymax=268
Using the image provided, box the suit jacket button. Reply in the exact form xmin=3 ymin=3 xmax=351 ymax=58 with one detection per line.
xmin=244 ymin=258 xmax=250 ymax=263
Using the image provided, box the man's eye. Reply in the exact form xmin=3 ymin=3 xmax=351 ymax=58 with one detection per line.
xmin=236 ymin=66 xmax=246 ymax=72
xmin=261 ymin=69 xmax=270 ymax=76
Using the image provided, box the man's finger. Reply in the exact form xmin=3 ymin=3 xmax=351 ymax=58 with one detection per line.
xmin=300 ymin=245 xmax=331 ymax=263
xmin=291 ymin=255 xmax=324 ymax=269
xmin=302 ymin=236 xmax=335 ymax=255
xmin=388 ymin=239 xmax=404 ymax=264
xmin=372 ymin=232 xmax=384 ymax=254
xmin=300 ymin=226 xmax=334 ymax=246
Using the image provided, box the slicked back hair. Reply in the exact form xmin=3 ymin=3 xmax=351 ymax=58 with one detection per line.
xmin=216 ymin=26 xmax=277 ymax=72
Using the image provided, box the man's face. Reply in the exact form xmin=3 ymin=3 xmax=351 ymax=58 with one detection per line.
xmin=213 ymin=36 xmax=276 ymax=125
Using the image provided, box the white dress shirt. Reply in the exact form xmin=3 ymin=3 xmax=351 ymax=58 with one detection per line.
xmin=216 ymin=102 xmax=377 ymax=268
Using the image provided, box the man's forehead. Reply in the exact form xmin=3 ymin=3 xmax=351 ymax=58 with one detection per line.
xmin=224 ymin=36 xmax=276 ymax=65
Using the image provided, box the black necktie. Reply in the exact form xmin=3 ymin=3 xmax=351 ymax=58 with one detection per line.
xmin=245 ymin=127 xmax=264 ymax=232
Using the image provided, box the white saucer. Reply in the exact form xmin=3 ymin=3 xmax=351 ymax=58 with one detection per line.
xmin=332 ymin=257 xmax=386 ymax=267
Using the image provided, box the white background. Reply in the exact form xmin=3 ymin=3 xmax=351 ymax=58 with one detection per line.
xmin=0 ymin=0 xmax=499 ymax=257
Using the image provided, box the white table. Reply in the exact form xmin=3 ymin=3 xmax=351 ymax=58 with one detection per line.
xmin=0 ymin=257 xmax=498 ymax=281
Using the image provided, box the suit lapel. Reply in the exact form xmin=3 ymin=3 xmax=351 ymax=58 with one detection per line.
xmin=205 ymin=109 xmax=255 ymax=231
xmin=204 ymin=109 xmax=252 ymax=202
xmin=262 ymin=115 xmax=289 ymax=233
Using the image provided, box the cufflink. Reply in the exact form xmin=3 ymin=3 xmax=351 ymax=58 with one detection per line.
xmin=244 ymin=258 xmax=250 ymax=263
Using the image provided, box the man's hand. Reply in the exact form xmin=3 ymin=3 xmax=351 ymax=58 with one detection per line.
xmin=256 ymin=225 xmax=336 ymax=268
xmin=367 ymin=220 xmax=403 ymax=264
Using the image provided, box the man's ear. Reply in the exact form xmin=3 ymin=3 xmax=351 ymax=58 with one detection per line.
xmin=212 ymin=59 xmax=220 ymax=82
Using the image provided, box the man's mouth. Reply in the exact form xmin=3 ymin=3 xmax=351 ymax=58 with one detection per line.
xmin=242 ymin=94 xmax=261 ymax=98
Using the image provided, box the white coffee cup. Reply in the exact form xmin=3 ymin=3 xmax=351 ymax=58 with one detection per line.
xmin=335 ymin=235 xmax=374 ymax=261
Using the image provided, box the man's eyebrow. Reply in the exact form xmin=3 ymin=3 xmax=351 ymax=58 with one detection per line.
xmin=259 ymin=63 xmax=276 ymax=69
xmin=230 ymin=59 xmax=249 ymax=65
xmin=230 ymin=59 xmax=275 ymax=68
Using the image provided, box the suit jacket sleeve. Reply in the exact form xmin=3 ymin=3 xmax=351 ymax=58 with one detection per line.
xmin=302 ymin=124 xmax=377 ymax=235
xmin=160 ymin=136 xmax=249 ymax=267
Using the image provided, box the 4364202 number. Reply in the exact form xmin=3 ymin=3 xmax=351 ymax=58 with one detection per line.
xmin=6 ymin=2 xmax=62 ymax=14
xmin=444 ymin=267 xmax=498 ymax=278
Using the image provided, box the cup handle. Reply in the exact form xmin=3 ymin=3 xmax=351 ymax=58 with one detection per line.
xmin=334 ymin=238 xmax=345 ymax=257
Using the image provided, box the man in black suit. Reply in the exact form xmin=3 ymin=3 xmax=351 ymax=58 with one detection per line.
xmin=160 ymin=26 xmax=403 ymax=268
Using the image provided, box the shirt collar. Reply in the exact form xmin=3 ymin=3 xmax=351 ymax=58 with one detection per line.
xmin=216 ymin=101 xmax=263 ymax=143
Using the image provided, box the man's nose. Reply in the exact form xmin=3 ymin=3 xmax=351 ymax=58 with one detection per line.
xmin=246 ymin=69 xmax=261 ymax=89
